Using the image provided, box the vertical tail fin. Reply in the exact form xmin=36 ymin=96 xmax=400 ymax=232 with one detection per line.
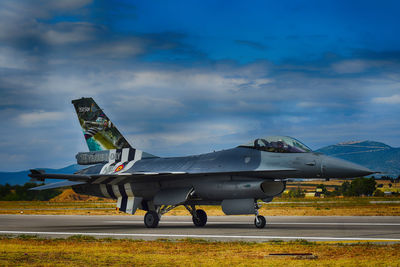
xmin=72 ymin=97 xmax=132 ymax=151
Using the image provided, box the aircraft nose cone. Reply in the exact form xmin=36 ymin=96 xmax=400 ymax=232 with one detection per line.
xmin=322 ymin=156 xmax=375 ymax=178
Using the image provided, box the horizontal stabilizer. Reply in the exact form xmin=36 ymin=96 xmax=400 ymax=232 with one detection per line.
xmin=29 ymin=180 xmax=86 ymax=190
xmin=29 ymin=170 xmax=90 ymax=182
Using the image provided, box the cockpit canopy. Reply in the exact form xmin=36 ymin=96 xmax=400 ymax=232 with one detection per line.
xmin=239 ymin=136 xmax=312 ymax=153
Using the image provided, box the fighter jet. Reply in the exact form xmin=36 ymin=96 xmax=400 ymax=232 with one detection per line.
xmin=29 ymin=97 xmax=375 ymax=228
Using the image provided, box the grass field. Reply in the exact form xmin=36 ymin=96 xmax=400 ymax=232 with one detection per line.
xmin=0 ymin=236 xmax=399 ymax=266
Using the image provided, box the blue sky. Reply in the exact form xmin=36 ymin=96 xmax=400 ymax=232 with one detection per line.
xmin=0 ymin=0 xmax=399 ymax=171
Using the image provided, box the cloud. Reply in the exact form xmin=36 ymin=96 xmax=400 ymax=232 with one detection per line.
xmin=127 ymin=119 xmax=261 ymax=156
xmin=296 ymin=102 xmax=346 ymax=108
xmin=330 ymin=57 xmax=397 ymax=75
xmin=0 ymin=0 xmax=92 ymax=20
xmin=45 ymin=0 xmax=92 ymax=11
xmin=43 ymin=22 xmax=100 ymax=45
xmin=118 ymin=70 xmax=267 ymax=98
xmin=372 ymin=94 xmax=400 ymax=104
xmin=88 ymin=39 xmax=148 ymax=58
xmin=280 ymin=116 xmax=309 ymax=123
xmin=331 ymin=60 xmax=370 ymax=74
xmin=0 ymin=1 xmax=92 ymax=40
xmin=0 ymin=47 xmax=30 ymax=69
xmin=17 ymin=111 xmax=66 ymax=127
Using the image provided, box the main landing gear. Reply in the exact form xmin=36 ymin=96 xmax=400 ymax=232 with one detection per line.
xmin=144 ymin=211 xmax=159 ymax=228
xmin=143 ymin=202 xmax=265 ymax=228
xmin=143 ymin=205 xmax=208 ymax=228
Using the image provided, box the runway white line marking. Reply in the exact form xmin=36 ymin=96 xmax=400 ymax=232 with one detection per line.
xmin=370 ymin=201 xmax=400 ymax=203
xmin=270 ymin=223 xmax=400 ymax=226
xmin=0 ymin=230 xmax=399 ymax=241
xmin=107 ymin=221 xmax=249 ymax=224
xmin=107 ymin=221 xmax=400 ymax=226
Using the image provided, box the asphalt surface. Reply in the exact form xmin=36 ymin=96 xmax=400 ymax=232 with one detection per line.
xmin=1 ymin=215 xmax=400 ymax=242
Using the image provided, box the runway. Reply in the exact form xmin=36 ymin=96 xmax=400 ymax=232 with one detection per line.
xmin=1 ymin=215 xmax=400 ymax=242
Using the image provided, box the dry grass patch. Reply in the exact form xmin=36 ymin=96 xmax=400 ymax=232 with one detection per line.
xmin=0 ymin=236 xmax=399 ymax=266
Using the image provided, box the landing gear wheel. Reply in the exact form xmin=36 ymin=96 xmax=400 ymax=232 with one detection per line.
xmin=144 ymin=211 xmax=160 ymax=228
xmin=192 ymin=209 xmax=207 ymax=227
xmin=254 ymin=215 xmax=266 ymax=229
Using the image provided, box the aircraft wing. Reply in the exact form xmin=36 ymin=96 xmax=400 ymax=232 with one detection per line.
xmin=30 ymin=180 xmax=86 ymax=190
xmin=29 ymin=167 xmax=297 ymax=190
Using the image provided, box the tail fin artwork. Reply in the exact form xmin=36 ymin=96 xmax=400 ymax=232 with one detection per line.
xmin=72 ymin=97 xmax=132 ymax=151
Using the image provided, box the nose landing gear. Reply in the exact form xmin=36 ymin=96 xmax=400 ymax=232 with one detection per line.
xmin=255 ymin=215 xmax=266 ymax=228
xmin=254 ymin=202 xmax=266 ymax=229
xmin=192 ymin=209 xmax=207 ymax=227
xmin=186 ymin=205 xmax=208 ymax=227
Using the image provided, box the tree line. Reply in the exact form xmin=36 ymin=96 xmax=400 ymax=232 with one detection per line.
xmin=285 ymin=177 xmax=386 ymax=198
xmin=0 ymin=183 xmax=61 ymax=201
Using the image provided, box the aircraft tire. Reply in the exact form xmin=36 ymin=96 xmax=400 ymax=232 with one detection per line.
xmin=192 ymin=209 xmax=207 ymax=227
xmin=254 ymin=215 xmax=266 ymax=229
xmin=144 ymin=211 xmax=160 ymax=228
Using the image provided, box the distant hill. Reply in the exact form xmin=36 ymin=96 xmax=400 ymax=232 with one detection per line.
xmin=0 ymin=164 xmax=86 ymax=185
xmin=50 ymin=189 xmax=109 ymax=202
xmin=316 ymin=141 xmax=400 ymax=176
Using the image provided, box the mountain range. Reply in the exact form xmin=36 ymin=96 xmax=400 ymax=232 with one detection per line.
xmin=1 ymin=140 xmax=399 ymax=185
xmin=316 ymin=140 xmax=400 ymax=177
